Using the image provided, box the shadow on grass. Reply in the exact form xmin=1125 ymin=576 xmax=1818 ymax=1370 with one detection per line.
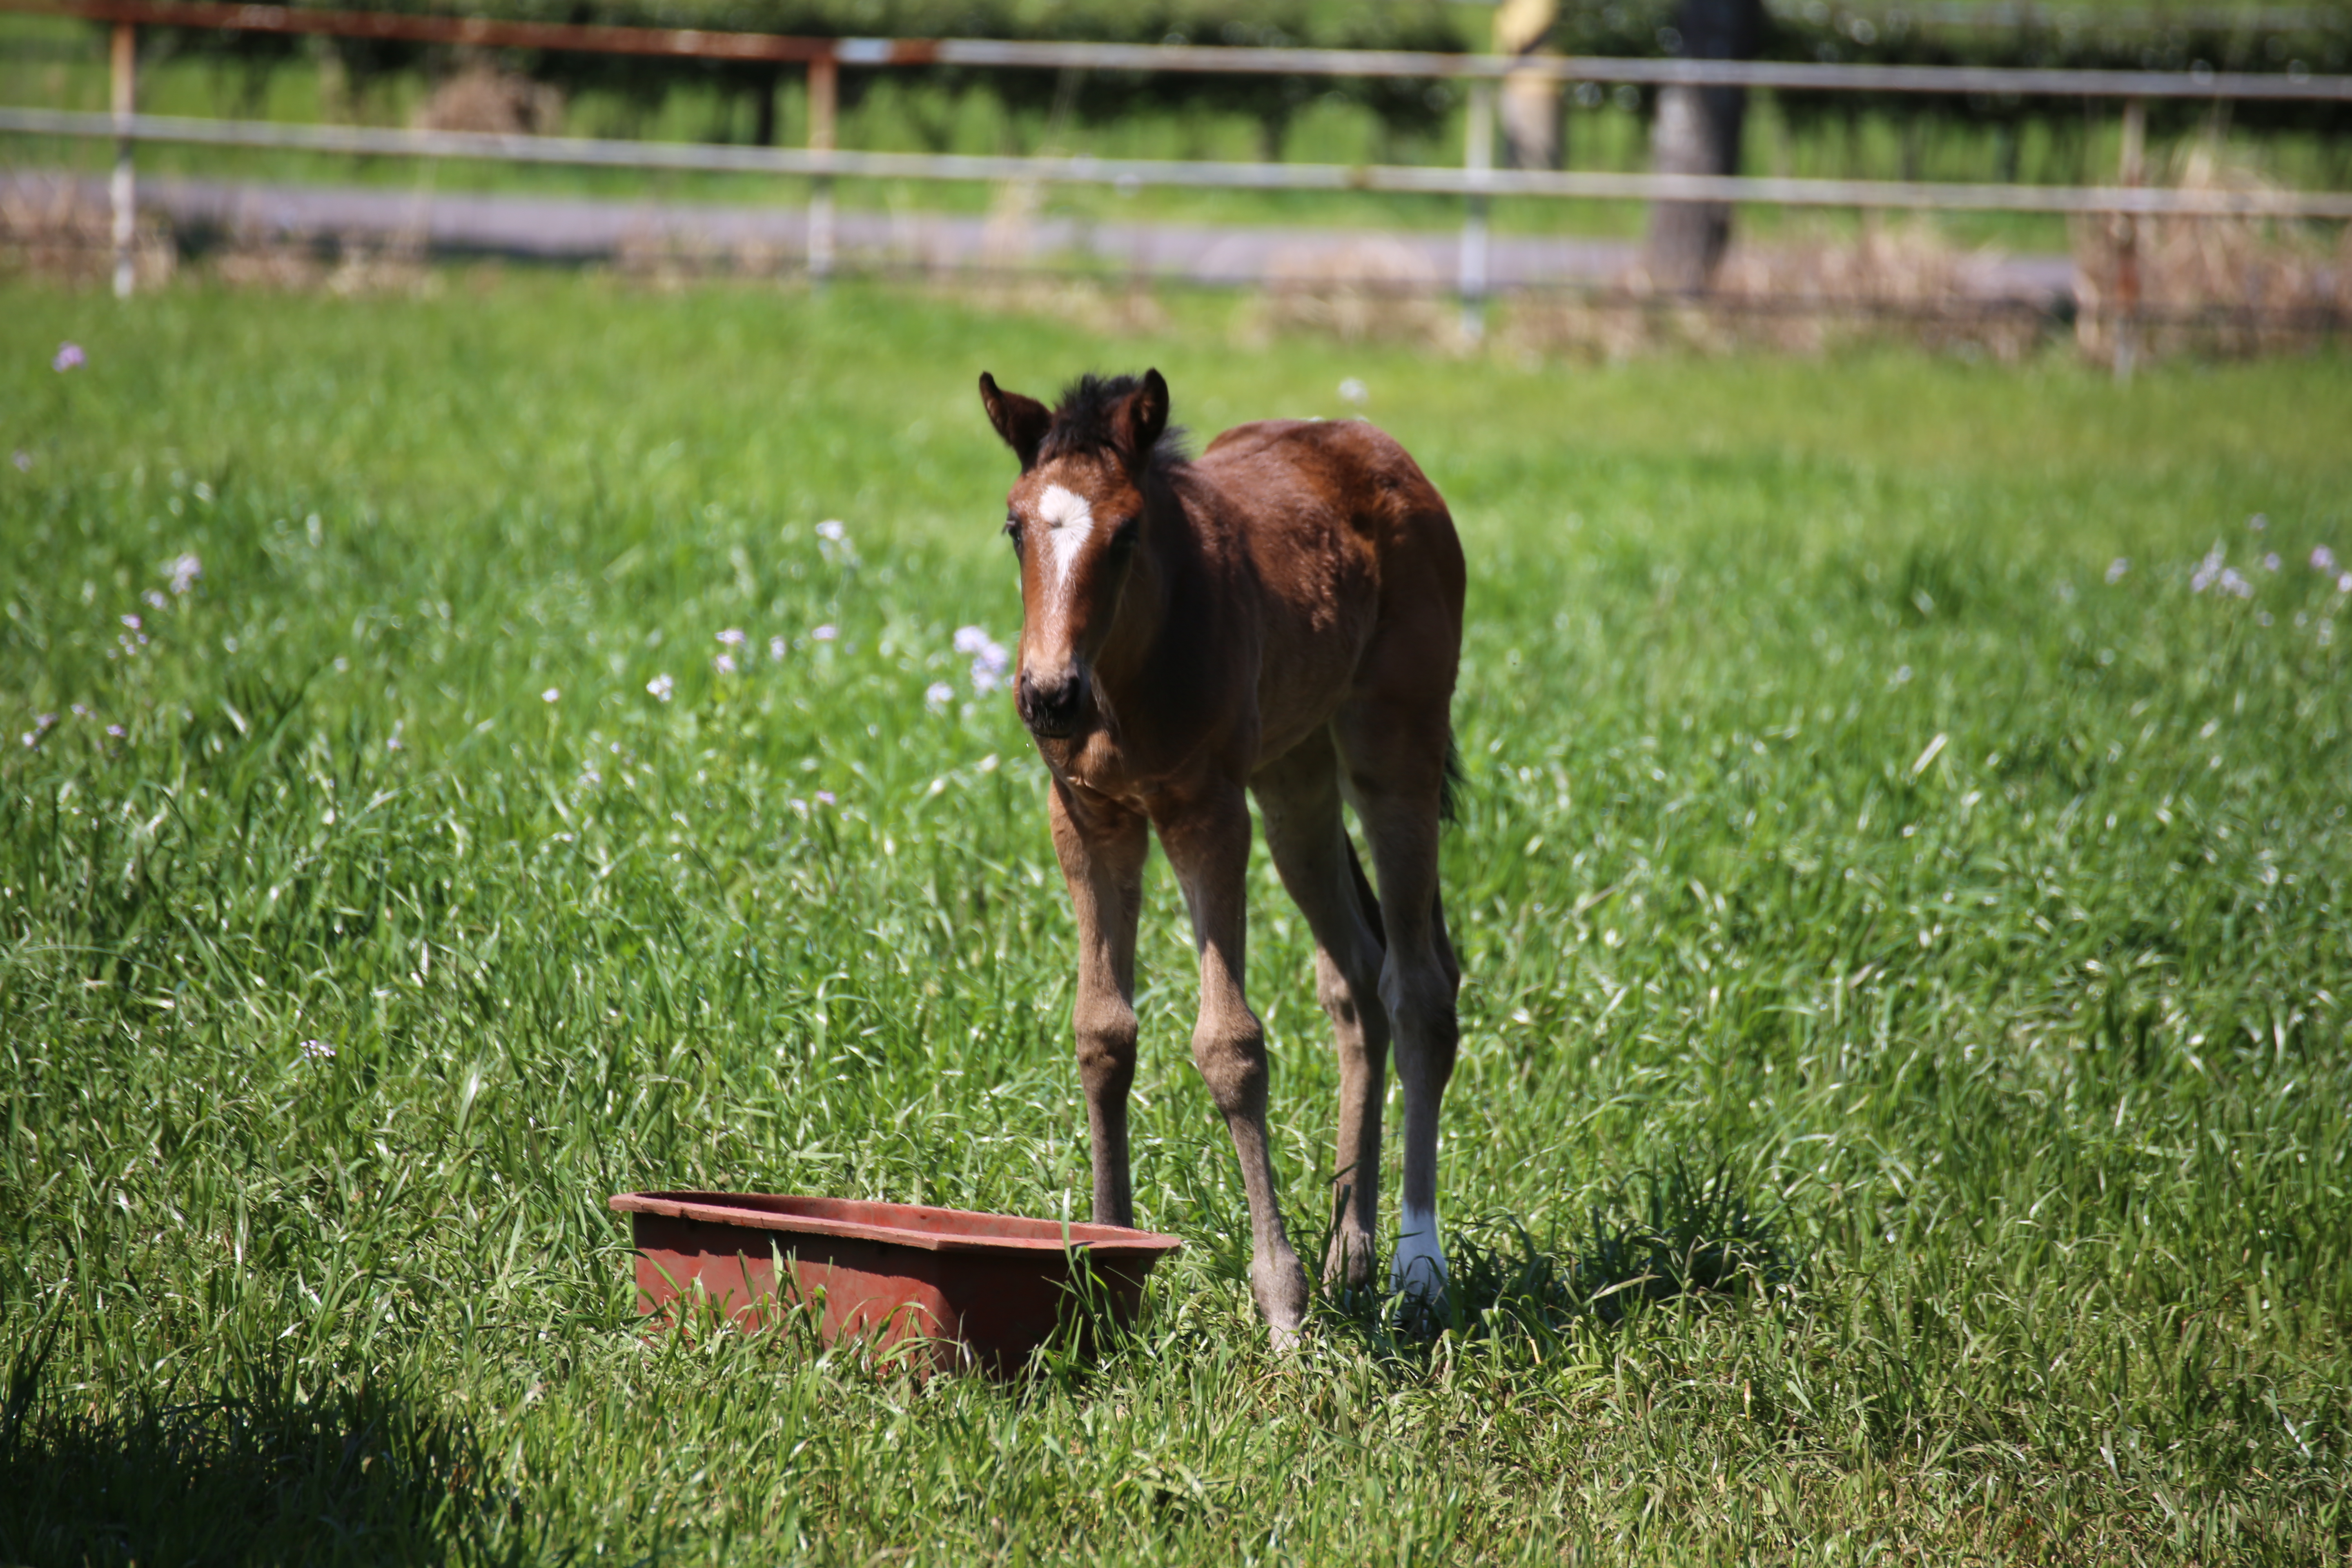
xmin=1319 ymin=1156 xmax=1796 ymax=1356
xmin=0 ymin=1330 xmax=522 ymax=1568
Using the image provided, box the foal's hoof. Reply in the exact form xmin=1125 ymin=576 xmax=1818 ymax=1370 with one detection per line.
xmin=1254 ymin=1256 xmax=1312 ymax=1348
xmin=1322 ymin=1229 xmax=1377 ymax=1292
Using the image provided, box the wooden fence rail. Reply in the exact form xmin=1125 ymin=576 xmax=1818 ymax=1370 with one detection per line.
xmin=2 ymin=0 xmax=2345 ymax=350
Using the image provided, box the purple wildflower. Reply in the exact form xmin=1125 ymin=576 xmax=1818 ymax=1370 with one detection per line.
xmin=812 ymin=624 xmax=838 ymax=641
xmin=106 ymin=724 xmax=125 ymax=739
xmin=716 ymin=628 xmax=745 ymax=648
xmin=646 ymin=673 xmax=674 ymax=702
xmin=2190 ymin=544 xmax=2225 ymax=593
xmin=542 ymin=687 xmax=561 ymax=703
xmin=2106 ymin=558 xmax=2129 ymax=584
xmin=768 ymin=635 xmax=787 ymax=662
xmin=2218 ymin=568 xmax=2253 ymax=599
xmin=956 ymin=626 xmax=1011 ymax=693
xmin=2249 ymin=513 xmax=2267 ymax=532
xmin=10 ymin=451 xmax=28 ymax=472
xmin=815 ymin=790 xmax=837 ymax=806
xmin=925 ymin=681 xmax=955 ymax=713
xmin=713 ymin=652 xmax=738 ymax=675
xmin=165 ymin=554 xmax=201 ymax=595
xmin=2263 ymin=553 xmax=2282 ymax=572
xmin=2313 ymin=546 xmax=2337 ymax=573
xmin=52 ymin=342 xmax=85 ymax=372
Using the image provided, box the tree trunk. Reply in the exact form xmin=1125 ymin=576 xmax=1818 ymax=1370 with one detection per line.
xmin=1642 ymin=0 xmax=1764 ymax=292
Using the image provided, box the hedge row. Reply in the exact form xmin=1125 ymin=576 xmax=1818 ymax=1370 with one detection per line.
xmin=144 ymin=0 xmax=2352 ymax=148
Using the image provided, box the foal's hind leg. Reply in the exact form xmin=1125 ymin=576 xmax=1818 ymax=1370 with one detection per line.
xmin=1333 ymin=704 xmax=1461 ymax=1301
xmin=1254 ymin=731 xmax=1390 ymax=1290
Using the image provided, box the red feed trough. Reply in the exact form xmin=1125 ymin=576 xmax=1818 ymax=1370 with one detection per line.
xmin=609 ymin=1191 xmax=1183 ymax=1375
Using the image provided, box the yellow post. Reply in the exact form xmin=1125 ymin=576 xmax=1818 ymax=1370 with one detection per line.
xmin=110 ymin=21 xmax=136 ymax=299
xmin=2114 ymin=96 xmax=2146 ymax=382
xmin=807 ymin=54 xmax=837 ymax=284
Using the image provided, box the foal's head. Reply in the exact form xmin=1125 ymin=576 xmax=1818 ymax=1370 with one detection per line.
xmin=977 ymin=369 xmax=1175 ymax=740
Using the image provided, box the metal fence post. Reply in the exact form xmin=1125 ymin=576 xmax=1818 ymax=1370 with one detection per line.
xmin=2114 ymin=95 xmax=2146 ymax=382
xmin=1460 ymin=78 xmax=1494 ymax=342
xmin=807 ymin=53 xmax=837 ymax=284
xmin=110 ymin=20 xmax=136 ymax=298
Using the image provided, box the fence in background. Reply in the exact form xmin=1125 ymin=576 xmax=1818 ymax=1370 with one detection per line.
xmin=4 ymin=0 xmax=2348 ymax=354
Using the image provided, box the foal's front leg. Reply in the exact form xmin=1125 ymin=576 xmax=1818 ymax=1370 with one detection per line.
xmin=1157 ymin=782 xmax=1312 ymax=1342
xmin=1048 ymin=780 xmax=1150 ymax=1228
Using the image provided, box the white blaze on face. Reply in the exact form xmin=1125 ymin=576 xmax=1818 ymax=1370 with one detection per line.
xmin=1392 ymin=1201 xmax=1448 ymax=1298
xmin=1036 ymin=483 xmax=1095 ymax=602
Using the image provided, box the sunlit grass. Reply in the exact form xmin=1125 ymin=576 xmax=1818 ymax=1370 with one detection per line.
xmin=2 ymin=276 xmax=2349 ymax=1563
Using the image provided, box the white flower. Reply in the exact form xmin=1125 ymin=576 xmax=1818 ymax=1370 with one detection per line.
xmin=647 ymin=673 xmax=675 ymax=702
xmin=2218 ymin=568 xmax=2253 ymax=599
xmin=769 ymin=635 xmax=788 ymax=662
xmin=542 ymin=687 xmax=561 ymax=703
xmin=1891 ymin=665 xmax=1913 ymax=686
xmin=953 ymin=625 xmax=993 ymax=656
xmin=812 ymin=624 xmax=838 ymax=641
xmin=815 ymin=791 xmax=836 ymax=806
xmin=815 ymin=519 xmax=855 ymax=565
xmin=2263 ymin=553 xmax=2282 ymax=572
xmin=925 ymin=681 xmax=955 ymax=713
xmin=2106 ymin=558 xmax=2129 ymax=584
xmin=2339 ymin=572 xmax=2352 ymax=594
xmin=969 ymin=639 xmax=1011 ymax=693
xmin=1338 ymin=377 xmax=1369 ymax=406
xmin=713 ymin=652 xmax=738 ymax=675
xmin=2313 ymin=546 xmax=2337 ymax=573
xmin=143 ymin=589 xmax=167 ymax=610
xmin=2190 ymin=543 xmax=2225 ymax=593
xmin=716 ymin=628 xmax=745 ymax=647
xmin=165 ymin=553 xmax=201 ymax=595
xmin=299 ymin=1039 xmax=336 ymax=1061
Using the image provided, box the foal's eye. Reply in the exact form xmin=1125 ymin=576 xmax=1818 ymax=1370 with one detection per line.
xmin=1003 ymin=515 xmax=1022 ymax=552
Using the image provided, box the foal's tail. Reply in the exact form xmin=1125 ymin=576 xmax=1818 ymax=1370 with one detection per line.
xmin=1440 ymin=733 xmax=1466 ymax=825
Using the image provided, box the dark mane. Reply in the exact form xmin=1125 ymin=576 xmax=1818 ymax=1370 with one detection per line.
xmin=1039 ymin=372 xmax=1190 ymax=474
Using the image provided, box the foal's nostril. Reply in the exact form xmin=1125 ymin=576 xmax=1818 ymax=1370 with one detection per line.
xmin=1018 ymin=668 xmax=1085 ymax=733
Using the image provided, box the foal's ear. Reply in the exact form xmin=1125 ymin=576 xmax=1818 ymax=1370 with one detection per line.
xmin=1113 ymin=368 xmax=1171 ymax=466
xmin=979 ymin=372 xmax=1051 ymax=471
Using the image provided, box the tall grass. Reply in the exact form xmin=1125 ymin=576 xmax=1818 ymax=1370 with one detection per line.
xmin=2 ymin=277 xmax=2349 ymax=1563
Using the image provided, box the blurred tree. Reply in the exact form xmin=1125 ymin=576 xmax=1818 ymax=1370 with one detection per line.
xmin=1643 ymin=0 xmax=1764 ymax=291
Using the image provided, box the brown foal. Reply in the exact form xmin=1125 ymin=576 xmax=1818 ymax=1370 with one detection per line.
xmin=978 ymin=368 xmax=1465 ymax=1342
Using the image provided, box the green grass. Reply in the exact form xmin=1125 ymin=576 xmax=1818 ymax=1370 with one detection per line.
xmin=3 ymin=274 xmax=2350 ymax=1564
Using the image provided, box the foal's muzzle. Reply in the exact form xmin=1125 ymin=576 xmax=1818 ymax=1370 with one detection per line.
xmin=1017 ymin=666 xmax=1087 ymax=738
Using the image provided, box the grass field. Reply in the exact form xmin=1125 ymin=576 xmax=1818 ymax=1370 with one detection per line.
xmin=2 ymin=275 xmax=2350 ymax=1564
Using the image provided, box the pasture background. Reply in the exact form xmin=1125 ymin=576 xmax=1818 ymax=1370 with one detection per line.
xmin=2 ymin=277 xmax=2350 ymax=1564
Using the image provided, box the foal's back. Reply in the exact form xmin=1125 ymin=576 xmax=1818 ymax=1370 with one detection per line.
xmin=1192 ymin=418 xmax=1466 ymax=758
